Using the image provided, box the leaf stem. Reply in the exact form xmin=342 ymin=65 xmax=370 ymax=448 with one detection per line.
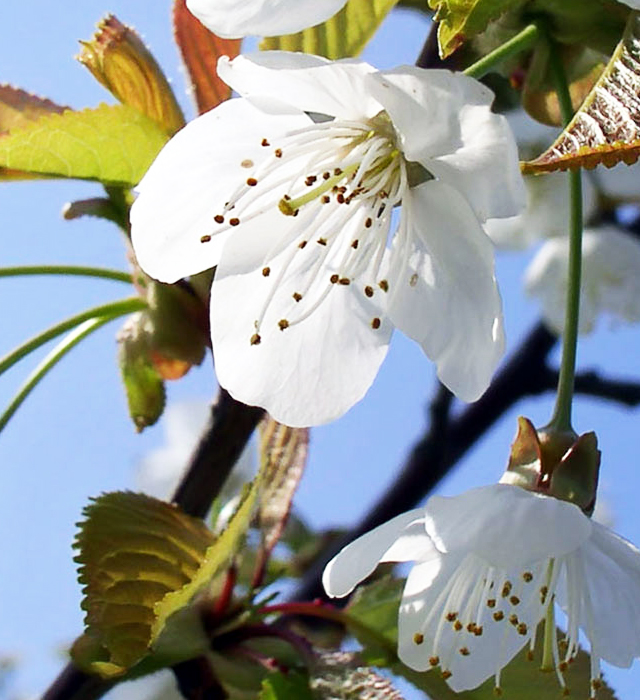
xmin=0 ymin=265 xmax=132 ymax=284
xmin=463 ymin=23 xmax=540 ymax=79
xmin=0 ymin=297 xmax=146 ymax=377
xmin=0 ymin=316 xmax=116 ymax=433
xmin=542 ymin=27 xmax=583 ymax=433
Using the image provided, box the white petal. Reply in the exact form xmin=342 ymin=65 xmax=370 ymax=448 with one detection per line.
xmin=186 ymin=0 xmax=348 ymax=38
xmin=424 ymin=485 xmax=591 ymax=570
xmin=387 ymin=180 xmax=504 ymax=402
xmin=322 ymin=508 xmax=432 ymax=598
xmin=218 ymin=53 xmax=382 ymax=121
xmin=131 ymin=99 xmax=308 ymax=283
xmin=568 ymin=523 xmax=640 ymax=667
xmin=210 ymin=224 xmax=392 ymax=427
xmin=368 ymin=67 xmax=524 ymax=221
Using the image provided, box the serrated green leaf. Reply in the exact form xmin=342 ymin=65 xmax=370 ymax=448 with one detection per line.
xmin=0 ymin=103 xmax=168 ymax=186
xmin=259 ymin=671 xmax=313 ymax=700
xmin=346 ymin=575 xmax=404 ymax=645
xmin=260 ymin=0 xmax=399 ymax=59
xmin=524 ymin=11 xmax=640 ymax=174
xmin=428 ymin=0 xmax=523 ymax=58
xmin=72 ymin=492 xmax=215 ymax=676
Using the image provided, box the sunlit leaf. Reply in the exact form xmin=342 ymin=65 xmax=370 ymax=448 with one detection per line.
xmin=427 ymin=0 xmax=522 ymax=58
xmin=78 ymin=15 xmax=185 ymax=135
xmin=173 ymin=0 xmax=240 ymax=114
xmin=0 ymin=103 xmax=168 ymax=185
xmin=72 ymin=492 xmax=215 ymax=676
xmin=524 ymin=11 xmax=640 ymax=174
xmin=259 ymin=671 xmax=313 ymax=700
xmin=260 ymin=0 xmax=399 ymax=59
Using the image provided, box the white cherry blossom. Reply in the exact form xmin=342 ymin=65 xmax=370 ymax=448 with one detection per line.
xmin=525 ymin=225 xmax=640 ymax=334
xmin=186 ymin=0 xmax=348 ymax=38
xmin=131 ymin=52 xmax=525 ymax=427
xmin=323 ymin=483 xmax=640 ymax=697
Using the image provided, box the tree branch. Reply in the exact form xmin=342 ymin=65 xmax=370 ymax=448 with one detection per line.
xmin=539 ymin=367 xmax=640 ymax=407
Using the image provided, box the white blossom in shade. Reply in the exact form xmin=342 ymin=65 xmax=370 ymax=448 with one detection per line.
xmin=131 ymin=52 xmax=525 ymax=427
xmin=525 ymin=225 xmax=640 ymax=334
xmin=322 ymin=483 xmax=640 ymax=697
xmin=186 ymin=0 xmax=348 ymax=38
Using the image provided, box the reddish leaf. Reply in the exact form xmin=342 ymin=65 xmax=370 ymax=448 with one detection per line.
xmin=0 ymin=84 xmax=67 ymax=135
xmin=173 ymin=0 xmax=241 ymax=115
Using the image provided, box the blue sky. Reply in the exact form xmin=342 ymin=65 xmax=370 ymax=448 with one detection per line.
xmin=1 ymin=2 xmax=640 ymax=698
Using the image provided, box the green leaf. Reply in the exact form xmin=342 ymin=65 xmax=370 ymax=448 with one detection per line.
xmin=428 ymin=0 xmax=523 ymax=58
xmin=0 ymin=103 xmax=168 ymax=186
xmin=346 ymin=575 xmax=403 ymax=646
xmin=259 ymin=671 xmax=314 ymax=700
xmin=260 ymin=0 xmax=399 ymax=59
xmin=524 ymin=10 xmax=640 ymax=174
xmin=72 ymin=492 xmax=215 ymax=676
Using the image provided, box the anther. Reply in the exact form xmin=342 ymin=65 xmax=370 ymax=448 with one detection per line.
xmin=453 ymin=620 xmax=463 ymax=632
xmin=214 ymin=214 xmax=225 ymax=224
xmin=200 ymin=235 xmax=211 ymax=243
xmin=334 ymin=167 xmax=343 ymax=176
xmin=321 ymin=195 xmax=331 ymax=204
xmin=364 ymin=286 xmax=374 ymax=298
xmin=466 ymin=623 xmax=477 ymax=633
xmin=246 ymin=177 xmax=258 ymax=186
xmin=559 ymin=662 xmax=568 ymax=672
xmin=293 ymin=292 xmax=303 ymax=302
xmin=337 ymin=193 xmax=345 ymax=204
xmin=250 ymin=333 xmax=261 ymax=346
xmin=278 ymin=319 xmax=289 ymax=331
xmin=493 ymin=611 xmax=504 ymax=622
xmin=517 ymin=623 xmax=528 ymax=636
xmin=379 ymin=280 xmax=389 ymax=292
xmin=262 ymin=267 xmax=270 ymax=277
xmin=510 ymin=596 xmax=520 ymax=606
xmin=429 ymin=656 xmax=439 ymax=667
xmin=298 ymin=240 xmax=307 ymax=249
xmin=591 ymin=679 xmax=602 ymax=690
xmin=523 ymin=572 xmax=533 ymax=582
xmin=540 ymin=585 xmax=548 ymax=604
xmin=494 ymin=687 xmax=503 ymax=697
xmin=526 ymin=651 xmax=534 ymax=661
xmin=446 ymin=612 xmax=458 ymax=622
xmin=371 ymin=317 xmax=381 ymax=329
xmin=261 ymin=138 xmax=270 ymax=147
xmin=317 ymin=238 xmax=327 ymax=246
xmin=322 ymin=171 xmax=331 ymax=180
xmin=459 ymin=647 xmax=470 ymax=656
xmin=330 ymin=274 xmax=339 ymax=284
xmin=441 ymin=670 xmax=452 ymax=680
xmin=487 ymin=599 xmax=496 ymax=608
xmin=240 ymin=159 xmax=253 ymax=168
xmin=509 ymin=614 xmax=518 ymax=626
xmin=365 ymin=217 xmax=373 ymax=228
xmin=413 ymin=633 xmax=424 ymax=645
xmin=351 ymin=240 xmax=359 ymax=249
xmin=305 ymin=175 xmax=317 ymax=186
xmin=338 ymin=277 xmax=350 ymax=285
xmin=274 ymin=148 xmax=283 ymax=158
xmin=474 ymin=626 xmax=483 ymax=636
xmin=501 ymin=582 xmax=512 ymax=597
xmin=229 ymin=217 xmax=240 ymax=226
xmin=410 ymin=273 xmax=418 ymax=287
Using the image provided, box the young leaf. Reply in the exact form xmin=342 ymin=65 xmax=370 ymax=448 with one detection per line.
xmin=427 ymin=0 xmax=523 ymax=58
xmin=0 ymin=103 xmax=168 ymax=186
xmin=524 ymin=11 xmax=640 ymax=174
xmin=72 ymin=492 xmax=215 ymax=676
xmin=173 ymin=0 xmax=240 ymax=114
xmin=259 ymin=671 xmax=314 ymax=700
xmin=260 ymin=0 xmax=399 ymax=59
xmin=78 ymin=15 xmax=185 ymax=136
xmin=0 ymin=85 xmax=67 ymax=134
xmin=257 ymin=419 xmax=309 ymax=561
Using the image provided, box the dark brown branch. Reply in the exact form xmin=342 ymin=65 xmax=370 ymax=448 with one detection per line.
xmin=173 ymin=658 xmax=228 ymax=700
xmin=290 ymin=322 xmax=557 ymax=603
xmin=41 ymin=389 xmax=263 ymax=700
xmin=539 ymin=368 xmax=640 ymax=407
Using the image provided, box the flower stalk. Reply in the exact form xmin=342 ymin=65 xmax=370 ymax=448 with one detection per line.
xmin=542 ymin=29 xmax=584 ymax=434
xmin=463 ymin=24 xmax=540 ymax=80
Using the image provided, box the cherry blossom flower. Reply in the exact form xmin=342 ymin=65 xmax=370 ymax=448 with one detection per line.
xmin=525 ymin=225 xmax=640 ymax=334
xmin=131 ymin=52 xmax=524 ymax=427
xmin=323 ymin=483 xmax=640 ymax=697
xmin=186 ymin=0 xmax=348 ymax=38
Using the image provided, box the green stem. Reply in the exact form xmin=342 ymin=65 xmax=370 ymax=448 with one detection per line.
xmin=0 ymin=265 xmax=131 ymax=284
xmin=463 ymin=23 xmax=540 ymax=79
xmin=543 ymin=30 xmax=583 ymax=433
xmin=0 ymin=297 xmax=146 ymax=377
xmin=0 ymin=316 xmax=116 ymax=433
